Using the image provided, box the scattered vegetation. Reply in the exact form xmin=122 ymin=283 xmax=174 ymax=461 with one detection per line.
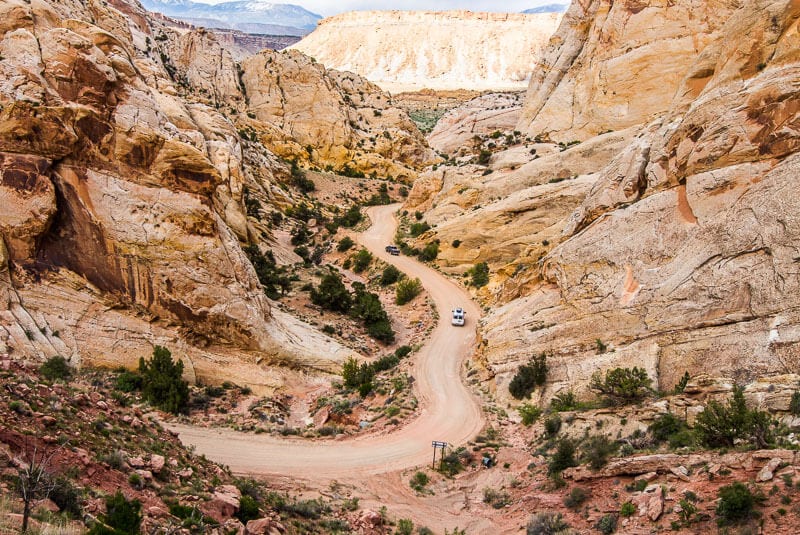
xmin=39 ymin=356 xmax=72 ymax=382
xmin=138 ymin=346 xmax=189 ymax=415
xmin=509 ymin=353 xmax=548 ymax=399
xmin=694 ymin=385 xmax=774 ymax=449
xmin=395 ymin=277 xmax=422 ymax=305
xmin=589 ymin=367 xmax=652 ymax=405
xmin=467 ymin=262 xmax=489 ymax=288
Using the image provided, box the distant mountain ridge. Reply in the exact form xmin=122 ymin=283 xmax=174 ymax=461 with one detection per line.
xmin=523 ymin=4 xmax=568 ymax=13
xmin=139 ymin=0 xmax=322 ymax=35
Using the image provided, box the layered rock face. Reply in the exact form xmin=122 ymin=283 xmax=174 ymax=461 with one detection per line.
xmin=0 ymin=0 xmax=432 ymax=388
xmin=291 ymin=10 xmax=563 ymax=93
xmin=410 ymin=0 xmax=800 ymax=402
xmin=517 ymin=0 xmax=742 ymax=142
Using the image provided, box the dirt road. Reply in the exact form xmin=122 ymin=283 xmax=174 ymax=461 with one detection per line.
xmin=168 ymin=204 xmax=485 ymax=480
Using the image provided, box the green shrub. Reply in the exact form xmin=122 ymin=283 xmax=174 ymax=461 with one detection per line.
xmin=619 ymin=502 xmax=636 ymax=517
xmin=88 ymin=491 xmax=142 ymax=535
xmin=468 ymin=262 xmax=489 ymax=288
xmin=648 ymin=412 xmax=688 ymax=443
xmin=544 ymin=415 xmax=562 ymax=437
xmin=50 ymin=477 xmax=83 ymax=518
xmin=550 ymin=391 xmax=579 ymax=412
xmin=351 ymin=248 xmax=373 ymax=273
xmin=508 ymin=353 xmax=548 ymax=399
xmin=564 ymin=487 xmax=589 ymax=510
xmin=236 ymin=495 xmax=261 ymax=524
xmin=410 ymin=471 xmax=429 ymax=493
xmin=351 ymin=286 xmax=395 ymax=343
xmin=477 ymin=150 xmax=492 ymax=165
xmin=115 ymin=371 xmax=142 ymax=392
xmin=380 ymin=265 xmax=401 ymax=286
xmin=439 ymin=447 xmax=469 ymax=477
xmin=790 ymin=390 xmax=800 ymax=416
xmin=695 ymin=386 xmax=774 ymax=448
xmin=716 ymin=482 xmax=755 ymax=525
xmin=409 ymin=222 xmax=431 ymax=237
xmin=526 ymin=511 xmax=570 ymax=535
xmin=419 ymin=241 xmax=439 ymax=262
xmin=138 ymin=346 xmax=189 ymax=415
xmin=395 ymin=345 xmax=413 ymax=359
xmin=337 ymin=236 xmax=355 ymax=252
xmin=40 ymin=355 xmax=71 ymax=382
xmin=395 ymin=277 xmax=422 ymax=305
xmin=548 ymin=438 xmax=577 ymax=475
xmin=483 ymin=487 xmax=511 ymax=509
xmin=335 ymin=205 xmax=362 ymax=228
xmin=589 ymin=367 xmax=652 ymax=405
xmin=518 ymin=404 xmax=542 ymax=426
xmin=396 ymin=519 xmax=414 ymax=535
xmin=594 ymin=513 xmax=617 ymax=534
xmin=674 ymin=371 xmax=691 ymax=394
xmin=127 ymin=473 xmax=143 ymax=489
xmin=243 ymin=245 xmax=291 ymax=299
xmin=451 ymin=239 xmax=461 ymax=248
xmin=310 ymin=272 xmax=352 ymax=313
xmin=581 ymin=435 xmax=618 ymax=470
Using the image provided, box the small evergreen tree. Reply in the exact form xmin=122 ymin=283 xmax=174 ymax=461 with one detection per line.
xmin=88 ymin=491 xmax=142 ymax=535
xmin=380 ymin=265 xmax=401 ymax=286
xmin=138 ymin=346 xmax=189 ymax=415
xmin=589 ymin=367 xmax=652 ymax=405
xmin=395 ymin=277 xmax=422 ymax=305
xmin=40 ymin=356 xmax=72 ymax=382
xmin=509 ymin=354 xmax=548 ymax=399
xmin=468 ymin=262 xmax=489 ymax=288
xmin=310 ymin=272 xmax=352 ymax=313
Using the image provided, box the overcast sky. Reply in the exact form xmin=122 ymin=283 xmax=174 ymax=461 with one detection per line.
xmin=192 ymin=1 xmax=563 ymax=17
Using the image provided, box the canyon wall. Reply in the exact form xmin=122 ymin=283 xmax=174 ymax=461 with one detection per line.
xmin=291 ymin=10 xmax=563 ymax=93
xmin=409 ymin=0 xmax=800 ymax=403
xmin=0 ymin=0 xmax=431 ymax=390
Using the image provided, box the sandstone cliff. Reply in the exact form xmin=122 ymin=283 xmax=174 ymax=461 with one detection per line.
xmin=291 ymin=10 xmax=563 ymax=93
xmin=409 ymin=0 xmax=800 ymax=403
xmin=0 ymin=0 xmax=430 ymax=390
xmin=516 ymin=0 xmax=741 ymax=142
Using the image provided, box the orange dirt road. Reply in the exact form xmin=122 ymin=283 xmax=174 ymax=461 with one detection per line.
xmin=168 ymin=204 xmax=484 ymax=480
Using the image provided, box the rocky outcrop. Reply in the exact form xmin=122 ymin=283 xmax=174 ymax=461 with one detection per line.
xmin=240 ymin=49 xmax=437 ymax=180
xmin=0 ymin=0 xmax=389 ymax=389
xmin=517 ymin=0 xmax=742 ymax=141
xmin=291 ymin=10 xmax=563 ymax=93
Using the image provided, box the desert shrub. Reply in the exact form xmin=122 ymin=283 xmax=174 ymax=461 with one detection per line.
xmin=548 ymin=438 xmax=577 ymax=475
xmin=589 ymin=367 xmax=652 ymax=405
xmin=581 ymin=435 xmax=619 ymax=470
xmin=395 ymin=345 xmax=413 ymax=359
xmin=115 ymin=370 xmax=142 ymax=392
xmin=372 ymin=354 xmax=400 ymax=373
xmin=594 ymin=514 xmax=617 ymax=534
xmin=310 ymin=272 xmax=352 ymax=313
xmin=50 ymin=477 xmax=83 ymax=518
xmin=410 ymin=471 xmax=429 ymax=493
xmin=483 ymin=487 xmax=511 ymax=509
xmin=477 ymin=150 xmax=492 ymax=165
xmin=419 ymin=241 xmax=439 ymax=262
xmin=564 ymin=487 xmax=589 ymax=510
xmin=335 ymin=204 xmax=362 ymax=228
xmin=235 ymin=495 xmax=261 ymax=524
xmin=468 ymin=262 xmax=489 ymax=288
xmin=648 ymin=412 xmax=688 ymax=443
xmin=544 ymin=415 xmax=562 ymax=437
xmin=550 ymin=391 xmax=579 ymax=412
xmin=518 ymin=404 xmax=542 ymax=426
xmin=396 ymin=519 xmax=414 ymax=535
xmin=509 ymin=353 xmax=548 ymax=399
xmin=138 ymin=346 xmax=189 ymax=415
xmin=790 ymin=390 xmax=800 ymax=416
xmin=40 ymin=356 xmax=71 ymax=382
xmin=351 ymin=286 xmax=395 ymax=343
xmin=88 ymin=491 xmax=142 ymax=535
xmin=243 ymin=245 xmax=291 ymax=299
xmin=128 ymin=472 xmax=143 ymax=490
xmin=395 ymin=277 xmax=422 ymax=305
xmin=289 ymin=160 xmax=315 ymax=193
xmin=337 ymin=236 xmax=355 ymax=252
xmin=380 ymin=265 xmax=401 ymax=286
xmin=408 ymin=221 xmax=431 ymax=237
xmin=351 ymin=248 xmax=373 ymax=273
xmin=674 ymin=371 xmax=691 ymax=394
xmin=290 ymin=225 xmax=310 ymax=246
xmin=695 ymin=386 xmax=774 ymax=448
xmin=619 ymin=502 xmax=636 ymax=517
xmin=526 ymin=511 xmax=570 ymax=535
xmin=341 ymin=357 xmax=374 ymax=396
xmin=716 ymin=482 xmax=756 ymax=525
xmin=451 ymin=239 xmax=461 ymax=248
xmin=439 ymin=447 xmax=469 ymax=477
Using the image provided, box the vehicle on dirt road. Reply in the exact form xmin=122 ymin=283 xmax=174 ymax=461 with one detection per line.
xmin=451 ymin=307 xmax=466 ymax=326
xmin=385 ymin=245 xmax=400 ymax=255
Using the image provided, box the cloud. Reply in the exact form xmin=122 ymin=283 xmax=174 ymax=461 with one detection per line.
xmin=192 ymin=0 xmax=560 ymax=17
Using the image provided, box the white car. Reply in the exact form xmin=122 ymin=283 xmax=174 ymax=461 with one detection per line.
xmin=451 ymin=307 xmax=466 ymax=326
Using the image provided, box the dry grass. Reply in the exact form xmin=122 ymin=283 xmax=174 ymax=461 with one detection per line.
xmin=0 ymin=498 xmax=82 ymax=535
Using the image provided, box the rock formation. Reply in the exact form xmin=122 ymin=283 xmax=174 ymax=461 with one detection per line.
xmin=291 ymin=10 xmax=563 ymax=93
xmin=409 ymin=0 xmax=800 ymax=403
xmin=0 ymin=0 xmax=431 ymax=390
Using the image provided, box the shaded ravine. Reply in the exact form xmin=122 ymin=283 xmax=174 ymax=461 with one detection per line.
xmin=168 ymin=204 xmax=485 ymax=479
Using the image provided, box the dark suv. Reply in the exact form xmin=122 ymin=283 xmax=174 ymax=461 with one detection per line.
xmin=385 ymin=245 xmax=400 ymax=256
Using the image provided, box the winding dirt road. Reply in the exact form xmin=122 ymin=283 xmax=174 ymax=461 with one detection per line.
xmin=168 ymin=204 xmax=484 ymax=480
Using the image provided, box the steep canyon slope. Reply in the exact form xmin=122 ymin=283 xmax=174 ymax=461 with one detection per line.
xmin=0 ymin=0 xmax=432 ymax=389
xmin=291 ymin=10 xmax=563 ymax=93
xmin=409 ymin=0 xmax=800 ymax=402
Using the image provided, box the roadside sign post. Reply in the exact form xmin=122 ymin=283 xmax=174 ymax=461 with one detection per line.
xmin=431 ymin=440 xmax=447 ymax=469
